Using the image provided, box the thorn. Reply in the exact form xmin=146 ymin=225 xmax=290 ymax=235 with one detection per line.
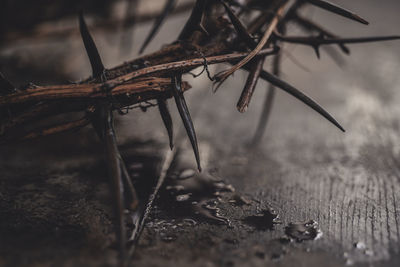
xmin=305 ymin=0 xmax=369 ymax=25
xmin=91 ymin=104 xmax=139 ymax=212
xmin=197 ymin=23 xmax=209 ymax=36
xmin=313 ymin=45 xmax=321 ymax=59
xmin=330 ymin=35 xmax=400 ymax=44
xmin=213 ymin=3 xmax=287 ymax=93
xmin=220 ymin=0 xmax=257 ymax=48
xmin=171 ymin=75 xmax=201 ymax=171
xmin=237 ymin=56 xmax=265 ymax=113
xmin=212 ymin=74 xmax=226 ymax=93
xmin=226 ymin=0 xmax=247 ymax=9
xmin=293 ymin=14 xmax=351 ymax=55
xmin=139 ymin=0 xmax=176 ymax=54
xmin=140 ymin=105 xmax=147 ymax=112
xmin=78 ymin=12 xmax=105 ymax=78
xmin=119 ymin=156 xmax=139 ymax=211
xmin=178 ymin=0 xmax=207 ymax=41
xmin=314 ymin=33 xmax=325 ymax=59
xmin=274 ymin=32 xmax=400 ymax=47
xmin=157 ymin=98 xmax=174 ymax=149
xmin=101 ymin=106 xmax=128 ymax=262
xmin=258 ymin=69 xmax=345 ymax=132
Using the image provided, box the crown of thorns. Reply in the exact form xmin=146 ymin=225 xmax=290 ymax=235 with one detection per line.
xmin=1 ymin=0 xmax=398 ymax=264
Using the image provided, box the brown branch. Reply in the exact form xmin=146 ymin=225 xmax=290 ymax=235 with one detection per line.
xmin=236 ymin=56 xmax=265 ymax=113
xmin=0 ymin=77 xmax=189 ymax=107
xmin=0 ymin=48 xmax=278 ymax=108
xmin=105 ymin=47 xmax=278 ymax=87
xmin=292 ymin=13 xmax=350 ymax=54
xmin=275 ymin=32 xmax=400 ymax=46
xmin=1 ymin=0 xmax=396 ymax=145
xmin=214 ymin=1 xmax=288 ymax=88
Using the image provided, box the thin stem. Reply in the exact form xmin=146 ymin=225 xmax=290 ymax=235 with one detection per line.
xmin=214 ymin=1 xmax=288 ymax=89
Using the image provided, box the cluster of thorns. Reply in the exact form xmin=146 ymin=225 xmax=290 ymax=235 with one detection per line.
xmin=0 ymin=0 xmax=399 ymax=264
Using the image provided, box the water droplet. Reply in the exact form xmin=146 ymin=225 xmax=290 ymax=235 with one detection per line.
xmin=213 ymin=182 xmax=234 ymax=192
xmin=354 ymin=241 xmax=366 ymax=250
xmin=166 ymin=185 xmax=185 ymax=192
xmin=285 ymin=220 xmax=322 ymax=242
xmin=182 ymin=218 xmax=197 ymax=226
xmin=229 ymin=194 xmax=251 ymax=206
xmin=278 ymin=237 xmax=291 ymax=244
xmin=271 ymin=253 xmax=282 ymax=261
xmin=243 ymin=209 xmax=280 ymax=231
xmin=176 ymin=194 xmax=191 ymax=202
xmin=255 ymin=251 xmax=265 ymax=259
xmin=160 ymin=232 xmax=177 ymax=242
xmin=157 ymin=170 xmax=234 ymax=225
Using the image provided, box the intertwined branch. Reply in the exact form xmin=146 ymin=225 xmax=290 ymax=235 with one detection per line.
xmin=1 ymin=0 xmax=399 ymax=264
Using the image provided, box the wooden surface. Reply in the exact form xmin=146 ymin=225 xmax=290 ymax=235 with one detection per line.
xmin=1 ymin=0 xmax=400 ymax=266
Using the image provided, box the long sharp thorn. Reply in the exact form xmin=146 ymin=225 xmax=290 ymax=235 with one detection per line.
xmin=305 ymin=0 xmax=369 ymax=25
xmin=258 ymin=70 xmax=345 ymax=132
xmin=119 ymin=156 xmax=139 ymax=211
xmin=198 ymin=23 xmax=209 ymax=36
xmin=323 ymin=35 xmax=400 ymax=44
xmin=79 ymin=12 xmax=105 ymax=78
xmin=293 ymin=14 xmax=350 ymax=54
xmin=237 ymin=56 xmax=265 ymax=113
xmin=276 ymin=34 xmax=400 ymax=46
xmin=101 ymin=107 xmax=127 ymax=261
xmin=0 ymin=71 xmax=16 ymax=96
xmin=92 ymin=105 xmax=140 ymax=263
xmin=314 ymin=45 xmax=321 ymax=59
xmin=178 ymin=0 xmax=207 ymax=41
xmin=157 ymin=98 xmax=174 ymax=149
xmin=171 ymin=75 xmax=201 ymax=171
xmin=139 ymin=0 xmax=176 ymax=54
xmin=220 ymin=0 xmax=257 ymax=48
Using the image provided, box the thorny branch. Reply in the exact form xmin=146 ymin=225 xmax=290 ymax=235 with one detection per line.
xmin=1 ymin=0 xmax=399 ymax=265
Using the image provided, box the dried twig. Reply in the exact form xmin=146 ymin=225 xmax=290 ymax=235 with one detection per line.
xmin=214 ymin=0 xmax=288 ymax=88
xmin=304 ymin=0 xmax=368 ymax=25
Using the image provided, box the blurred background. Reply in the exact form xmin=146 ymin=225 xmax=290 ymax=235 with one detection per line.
xmin=1 ymin=0 xmax=400 ymax=266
